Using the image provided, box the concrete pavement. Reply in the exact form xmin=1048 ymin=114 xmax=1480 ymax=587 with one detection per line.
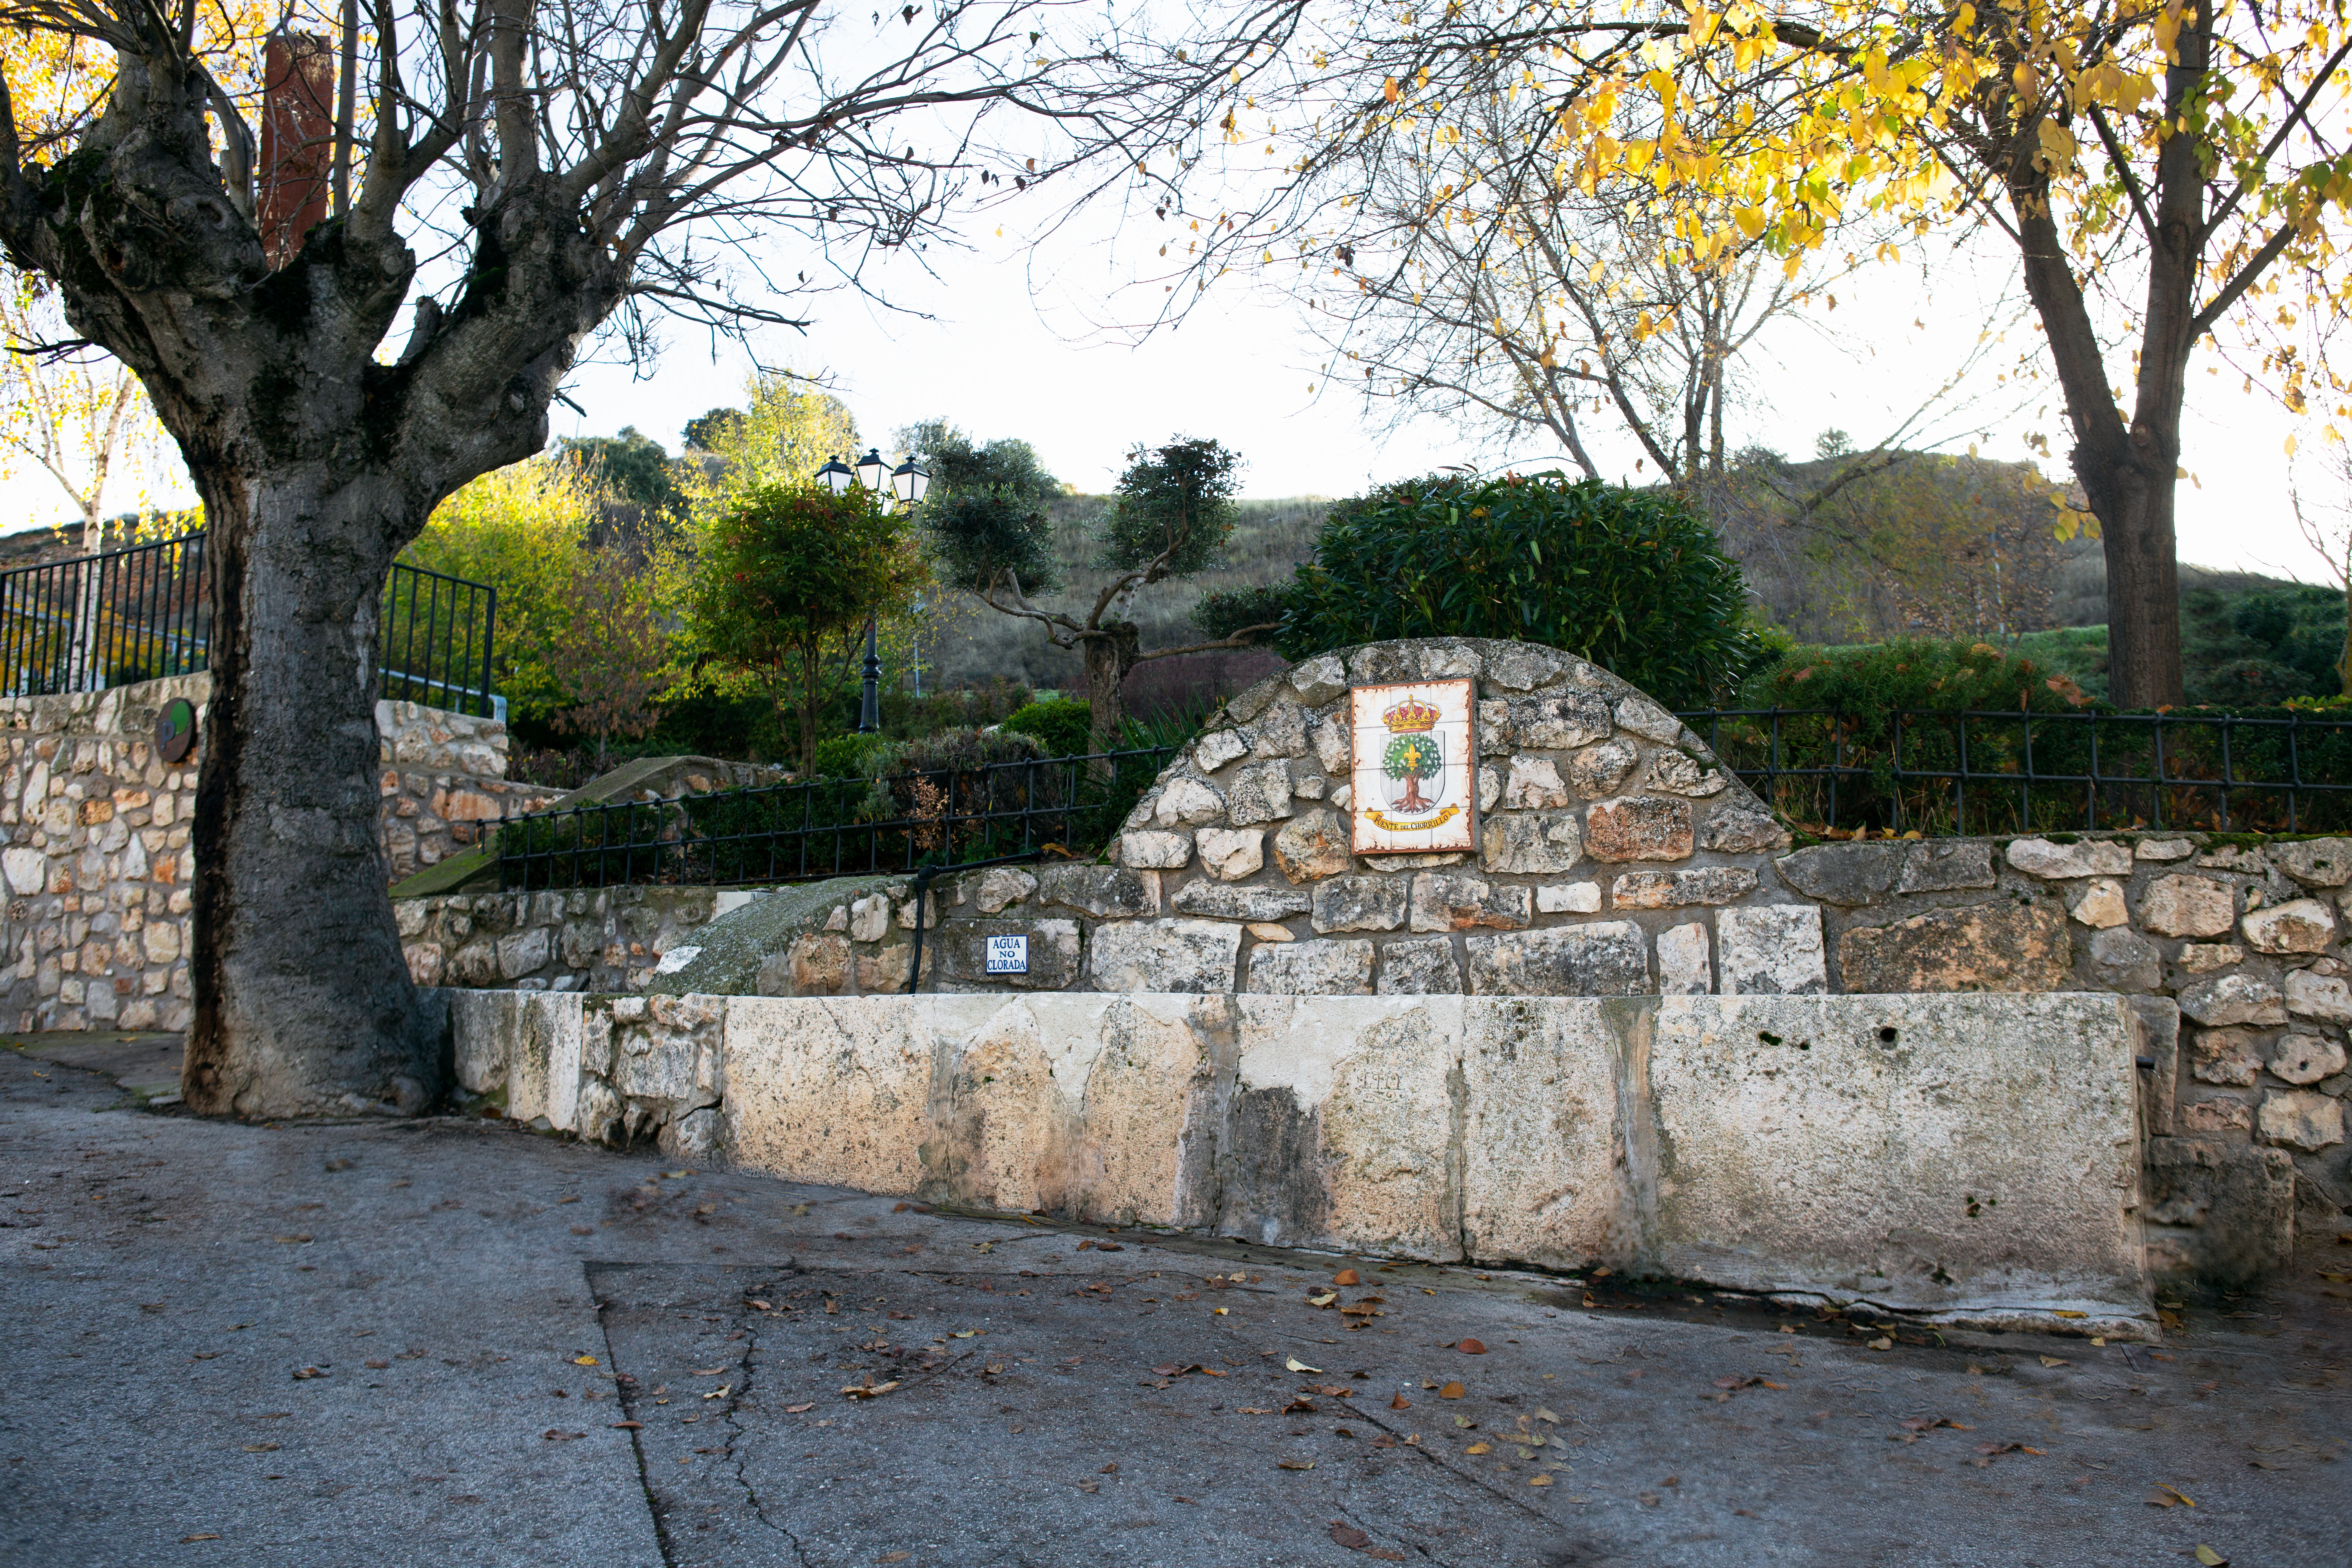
xmin=2 ymin=1040 xmax=2346 ymax=1567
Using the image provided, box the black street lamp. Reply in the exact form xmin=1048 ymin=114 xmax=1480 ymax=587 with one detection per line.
xmin=815 ymin=451 xmax=930 ymax=734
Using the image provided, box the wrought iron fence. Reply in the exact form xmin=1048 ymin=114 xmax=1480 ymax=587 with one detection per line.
xmin=1677 ymin=706 xmax=2352 ymax=837
xmin=497 ymin=745 xmax=1178 ymax=891
xmin=0 ymin=532 xmax=499 ymax=717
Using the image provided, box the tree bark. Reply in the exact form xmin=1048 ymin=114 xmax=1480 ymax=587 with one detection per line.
xmin=183 ymin=464 xmax=442 ymax=1116
xmin=1082 ymin=620 xmax=1142 ymax=757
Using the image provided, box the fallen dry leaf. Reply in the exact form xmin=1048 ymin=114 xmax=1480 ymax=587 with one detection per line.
xmin=784 ymin=1403 xmax=814 ymax=1414
xmin=2194 ymin=1547 xmax=2229 ymax=1566
xmin=1528 ymin=1474 xmax=1552 ymax=1487
xmin=1236 ymin=1406 xmax=1275 ymax=1415
xmin=1276 ymin=1458 xmax=1315 ymax=1470
xmin=1099 ymin=1462 xmax=1118 ymax=1474
xmin=542 ymin=1429 xmax=585 ymax=1441
xmin=2148 ymin=1483 xmax=2195 ymax=1508
xmin=1334 ymin=1269 xmax=1361 ymax=1287
xmin=1439 ymin=1381 xmax=1465 ymax=1399
xmin=1286 ymin=1358 xmax=1323 ymax=1374
xmin=610 ymin=1421 xmax=643 ymax=1431
xmin=1536 ymin=1407 xmax=1560 ymax=1423
xmin=180 ymin=1535 xmax=220 ymax=1544
xmin=878 ymin=1555 xmax=911 ymax=1565
xmin=1465 ymin=1442 xmax=1491 ymax=1454
xmin=1389 ymin=1393 xmax=1411 ymax=1410
xmin=2039 ymin=1356 xmax=2069 ymax=1368
xmin=1096 ymin=1242 xmax=1124 ymax=1252
xmin=2051 ymin=1310 xmax=2087 ymax=1319
xmin=1455 ymin=1339 xmax=1487 ymax=1355
xmin=840 ymin=1379 xmax=901 ymax=1399
xmin=1867 ymin=1337 xmax=1894 ymax=1352
xmin=290 ymin=1367 xmax=327 ymax=1381
xmin=1076 ymin=1480 xmax=1099 ymax=1493
xmin=574 ymin=1355 xmax=600 ymax=1367
xmin=241 ymin=1443 xmax=278 ymax=1453
xmin=1331 ymin=1523 xmax=1370 ymax=1549
xmin=1307 ymin=1292 xmax=1339 ymax=1308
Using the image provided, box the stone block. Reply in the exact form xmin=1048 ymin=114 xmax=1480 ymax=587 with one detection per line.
xmin=1223 ymin=761 xmax=1296 ymax=826
xmin=2136 ymin=837 xmax=2196 ymax=861
xmin=1409 ymin=872 xmax=1532 ymax=933
xmin=1536 ymin=881 xmax=1602 ymax=914
xmin=1835 ymin=901 xmax=2070 ymax=993
xmin=1479 ymin=812 xmax=1582 ymax=875
xmin=1482 ymin=642 xmax=1565 ymax=692
xmin=2130 ymin=996 xmax=2180 ymax=1137
xmin=1897 ymin=840 xmax=1997 ymax=893
xmin=1247 ymin=922 xmax=1292 ymax=943
xmin=1088 ymin=918 xmax=1241 ymax=993
xmin=1170 ymin=882 xmax=1312 ymax=922
xmin=448 ymin=988 xmax=513 ymax=1094
xmin=2189 ymin=1028 xmax=2263 ymax=1086
xmin=2180 ymin=971 xmax=2288 ymax=1027
xmin=1196 ymin=827 xmax=1263 ymax=881
xmin=2259 ymin=1089 xmax=2346 ymax=1150
xmin=1038 ymin=865 xmax=1162 ymax=919
xmin=2139 ymin=873 xmax=2236 ymax=938
xmin=1645 ymin=993 xmax=2148 ymax=1319
xmin=1152 ymin=777 xmax=1226 ymax=829
xmin=1464 ymin=923 xmax=1648 ymax=996
xmin=2270 ymin=1032 xmax=2348 ymax=1085
xmin=1193 ymin=728 xmax=1248 ymax=773
xmin=773 ymin=932 xmax=849 ymax=996
xmin=1475 ymin=700 xmax=1512 ymax=756
xmin=2267 ymin=836 xmax=2352 ymax=886
xmin=610 ymin=994 xmax=724 ymax=1121
xmin=1307 ymin=714 xmax=1349 ymax=775
xmin=2176 ymin=942 xmax=2243 ymax=973
xmin=1656 ymin=922 xmax=1711 ymax=995
xmin=1646 ymin=751 xmax=1727 ymax=797
xmin=2283 ymin=967 xmax=2352 ymax=1022
xmin=849 ymin=892 xmax=892 ymax=943
xmin=1376 ymin=937 xmax=1460 ymax=995
xmin=2241 ymin=896 xmax=2336 ymax=953
xmin=1477 ymin=764 xmax=1501 ymax=813
xmin=1310 ymin=875 xmax=1407 ymax=933
xmin=1568 ymin=740 xmax=1637 ymax=799
xmin=1118 ymin=830 xmax=1192 ymax=870
xmin=1584 ymin=795 xmax=1693 ymax=862
xmin=2005 ymin=837 xmax=2133 ymax=879
xmin=935 ymin=920 xmax=1083 ymax=992
xmin=2068 ymin=878 xmax=2129 ymax=928
xmin=1219 ymin=996 xmax=1463 ymax=1260
xmin=1775 ymin=844 xmax=1898 ymax=906
xmin=1701 ymin=803 xmax=1789 ymax=854
xmin=2180 ymin=1097 xmax=2253 ymax=1134
xmin=496 ymin=926 xmax=551 ymax=980
xmin=1716 ymin=905 xmax=1826 ymax=995
xmin=2087 ymin=926 xmax=2161 ymax=992
xmin=722 ymin=996 xmax=932 ymax=1195
xmin=499 ymin=992 xmax=587 ymax=1129
xmin=1510 ymin=692 xmax=1613 ymax=749
xmin=1288 ymin=653 xmax=1349 ymax=708
xmin=1272 ymin=809 xmax=1352 ymax=884
xmin=1246 ymin=938 xmax=1374 ymax=995
xmin=1459 ymin=999 xmax=1633 ymax=1269
xmin=1610 ymin=867 xmax=1757 ymax=909
xmin=1 ymin=846 xmax=44 ymax=896
xmin=972 ymin=867 xmax=1037 ymax=913
xmin=1501 ymin=755 xmax=1570 ymax=810
xmin=1250 ymin=702 xmax=1308 ymax=760
xmin=2142 ymin=1136 xmax=2296 ymax=1284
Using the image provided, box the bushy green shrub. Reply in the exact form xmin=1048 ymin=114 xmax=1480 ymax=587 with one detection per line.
xmin=1000 ymin=698 xmax=1094 ymax=757
xmin=1737 ymin=637 xmax=2091 ymax=717
xmin=1190 ymin=584 xmax=1288 ymax=643
xmin=1274 ymin=473 xmax=1760 ymax=709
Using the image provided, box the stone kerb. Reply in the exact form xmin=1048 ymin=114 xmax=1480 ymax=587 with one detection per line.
xmin=439 ymin=987 xmax=2156 ymax=1336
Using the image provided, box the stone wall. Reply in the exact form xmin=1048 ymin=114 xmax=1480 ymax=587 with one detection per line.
xmin=441 ymin=987 xmax=2157 ymax=1338
xmin=0 ymin=673 xmax=537 ymax=1031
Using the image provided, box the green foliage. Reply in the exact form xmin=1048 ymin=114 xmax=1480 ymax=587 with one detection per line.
xmin=811 ymin=732 xmax=904 ymax=780
xmin=684 ymin=481 xmax=928 ymax=772
xmin=2181 ymin=583 xmax=2345 ymax=706
xmin=906 ymin=420 xmax=1064 ymax=596
xmin=559 ymin=426 xmax=679 ymax=512
xmin=1277 ymin=472 xmax=1761 ymax=709
xmin=1189 ymin=583 xmax=1288 ymax=642
xmin=1001 ymin=697 xmax=1093 ymax=757
xmin=683 ymin=408 xmax=744 ymax=451
xmin=1095 ymin=436 xmax=1243 ymax=578
xmin=1737 ymin=637 xmax=2089 ymax=716
xmin=1383 ymin=731 xmax=1441 ymax=780
xmin=401 ymin=454 xmax=596 ymax=726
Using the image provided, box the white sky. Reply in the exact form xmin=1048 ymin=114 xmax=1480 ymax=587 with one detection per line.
xmin=0 ymin=175 xmax=2320 ymax=586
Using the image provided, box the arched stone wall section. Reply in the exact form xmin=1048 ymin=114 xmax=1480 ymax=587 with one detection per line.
xmin=941 ymin=637 xmax=1807 ymax=999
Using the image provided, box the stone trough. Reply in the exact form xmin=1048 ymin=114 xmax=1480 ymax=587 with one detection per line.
xmin=443 ymin=986 xmax=2158 ymax=1339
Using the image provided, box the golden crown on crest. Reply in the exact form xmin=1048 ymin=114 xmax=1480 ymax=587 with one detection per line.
xmin=1382 ymin=695 xmax=1441 ymax=733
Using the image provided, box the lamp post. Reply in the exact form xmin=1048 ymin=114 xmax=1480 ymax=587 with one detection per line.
xmin=818 ymin=449 xmax=930 ymax=735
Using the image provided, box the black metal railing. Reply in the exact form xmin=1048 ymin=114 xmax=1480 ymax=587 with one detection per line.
xmin=497 ymin=746 xmax=1178 ymax=891
xmin=0 ymin=532 xmax=208 ymax=694
xmin=0 ymin=532 xmax=499 ymax=717
xmin=1677 ymin=706 xmax=2352 ymax=837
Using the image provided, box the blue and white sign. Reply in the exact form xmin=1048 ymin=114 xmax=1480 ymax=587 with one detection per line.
xmin=984 ymin=934 xmax=1030 ymax=975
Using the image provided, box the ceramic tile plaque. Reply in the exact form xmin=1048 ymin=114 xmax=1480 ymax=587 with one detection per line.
xmin=1349 ymin=678 xmax=1476 ymax=854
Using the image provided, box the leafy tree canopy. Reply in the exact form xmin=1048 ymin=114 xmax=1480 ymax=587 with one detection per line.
xmin=683 ymin=408 xmax=746 ymax=452
xmin=560 ymin=426 xmax=679 ymax=512
xmin=904 ymin=419 xmax=1065 ymax=596
xmin=1096 ymin=436 xmax=1241 ymax=578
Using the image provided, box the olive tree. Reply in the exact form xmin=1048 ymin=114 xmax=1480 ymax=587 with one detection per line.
xmin=0 ymin=0 xmax=1175 ymax=1118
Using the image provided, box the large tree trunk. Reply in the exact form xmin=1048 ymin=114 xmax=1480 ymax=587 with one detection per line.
xmin=181 ymin=467 xmax=441 ymax=1117
xmin=1082 ymin=620 xmax=1142 ymax=758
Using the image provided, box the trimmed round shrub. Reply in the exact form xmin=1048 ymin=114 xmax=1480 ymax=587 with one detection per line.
xmin=1000 ymin=697 xmax=1094 ymax=757
xmin=1276 ymin=473 xmax=1760 ymax=709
